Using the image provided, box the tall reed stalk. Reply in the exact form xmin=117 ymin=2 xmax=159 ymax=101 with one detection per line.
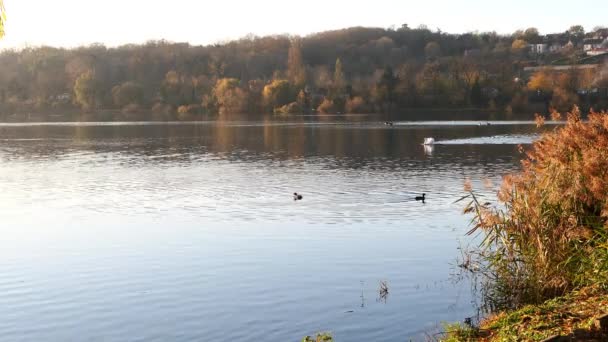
xmin=461 ymin=107 xmax=608 ymax=308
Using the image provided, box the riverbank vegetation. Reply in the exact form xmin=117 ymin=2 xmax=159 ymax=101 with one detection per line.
xmin=0 ymin=26 xmax=607 ymax=121
xmin=445 ymin=107 xmax=608 ymax=340
xmin=444 ymin=285 xmax=608 ymax=340
xmin=302 ymin=333 xmax=333 ymax=342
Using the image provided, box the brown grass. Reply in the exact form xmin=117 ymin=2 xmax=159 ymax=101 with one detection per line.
xmin=461 ymin=107 xmax=608 ymax=307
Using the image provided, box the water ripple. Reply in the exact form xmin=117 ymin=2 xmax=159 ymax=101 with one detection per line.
xmin=0 ymin=121 xmax=528 ymax=341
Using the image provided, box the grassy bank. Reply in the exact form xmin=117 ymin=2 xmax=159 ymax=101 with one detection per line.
xmin=444 ymin=286 xmax=608 ymax=341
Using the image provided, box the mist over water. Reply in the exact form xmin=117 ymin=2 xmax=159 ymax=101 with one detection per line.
xmin=0 ymin=117 xmax=545 ymax=341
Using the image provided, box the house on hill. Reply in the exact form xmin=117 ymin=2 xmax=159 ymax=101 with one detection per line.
xmin=591 ymin=28 xmax=608 ymax=40
xmin=583 ymin=35 xmax=608 ymax=55
xmin=529 ymin=43 xmax=548 ymax=54
xmin=544 ymin=34 xmax=572 ymax=53
xmin=584 ymin=38 xmax=605 ymax=52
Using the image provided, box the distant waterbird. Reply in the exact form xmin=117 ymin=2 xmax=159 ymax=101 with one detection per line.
xmin=415 ymin=193 xmax=426 ymax=203
xmin=423 ymin=137 xmax=435 ymax=145
xmin=293 ymin=192 xmax=303 ymax=201
xmin=384 ymin=121 xmax=394 ymax=126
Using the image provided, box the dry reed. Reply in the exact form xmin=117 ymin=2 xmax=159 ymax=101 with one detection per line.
xmin=461 ymin=107 xmax=608 ymax=308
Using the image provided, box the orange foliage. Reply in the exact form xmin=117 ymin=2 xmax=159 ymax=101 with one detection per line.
xmin=527 ymin=70 xmax=553 ymax=92
xmin=470 ymin=108 xmax=608 ymax=300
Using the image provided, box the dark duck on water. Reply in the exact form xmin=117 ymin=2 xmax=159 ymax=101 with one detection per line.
xmin=293 ymin=192 xmax=303 ymax=201
xmin=415 ymin=193 xmax=425 ymax=203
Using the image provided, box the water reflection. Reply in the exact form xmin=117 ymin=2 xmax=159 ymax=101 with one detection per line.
xmin=0 ymin=119 xmax=543 ymax=163
xmin=0 ymin=119 xmax=547 ymax=342
xmin=423 ymin=144 xmax=435 ymax=156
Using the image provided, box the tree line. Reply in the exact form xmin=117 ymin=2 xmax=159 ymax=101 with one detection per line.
xmin=0 ymin=24 xmax=607 ymax=120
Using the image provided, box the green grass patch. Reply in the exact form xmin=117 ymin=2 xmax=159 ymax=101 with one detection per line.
xmin=443 ymin=286 xmax=608 ymax=341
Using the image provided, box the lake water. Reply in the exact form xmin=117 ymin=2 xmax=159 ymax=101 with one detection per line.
xmin=0 ymin=117 xmax=544 ymax=341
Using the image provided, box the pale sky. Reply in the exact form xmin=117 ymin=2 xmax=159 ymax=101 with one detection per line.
xmin=1 ymin=0 xmax=606 ymax=49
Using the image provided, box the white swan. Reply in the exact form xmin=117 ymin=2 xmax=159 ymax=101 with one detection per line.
xmin=423 ymin=137 xmax=435 ymax=145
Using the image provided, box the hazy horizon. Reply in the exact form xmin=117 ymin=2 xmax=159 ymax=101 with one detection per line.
xmin=0 ymin=0 xmax=606 ymax=50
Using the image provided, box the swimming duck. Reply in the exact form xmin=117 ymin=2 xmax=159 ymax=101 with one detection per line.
xmin=384 ymin=121 xmax=394 ymax=126
xmin=423 ymin=137 xmax=435 ymax=145
xmin=415 ymin=193 xmax=426 ymax=202
xmin=293 ymin=192 xmax=303 ymax=201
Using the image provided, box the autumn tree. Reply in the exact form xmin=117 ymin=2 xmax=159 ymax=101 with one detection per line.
xmin=394 ymin=64 xmax=417 ymax=107
xmin=296 ymin=89 xmax=310 ymax=112
xmin=511 ymin=39 xmax=528 ymax=52
xmin=73 ymin=71 xmax=99 ymax=111
xmin=0 ymin=23 xmax=605 ymax=119
xmin=345 ymin=96 xmax=367 ymax=113
xmin=550 ymin=86 xmax=578 ymax=111
xmin=65 ymin=56 xmax=94 ymax=88
xmin=317 ymin=98 xmax=335 ymax=114
xmin=212 ymin=78 xmax=247 ymax=115
xmin=376 ymin=66 xmax=398 ymax=112
xmin=161 ymin=71 xmax=195 ymax=107
xmin=527 ymin=70 xmax=554 ymax=93
xmin=527 ymin=69 xmax=555 ymax=113
xmin=512 ymin=29 xmax=525 ymax=40
xmin=244 ymin=79 xmax=265 ymax=113
xmin=287 ymin=39 xmax=306 ymax=88
xmin=548 ymin=69 xmax=594 ymax=111
xmin=262 ymin=79 xmax=291 ymax=111
xmin=449 ymin=58 xmax=479 ymax=105
xmin=30 ymin=52 xmax=69 ymax=108
xmin=424 ymin=41 xmax=441 ymax=60
xmin=416 ymin=62 xmax=447 ymax=105
xmin=523 ymin=27 xmax=540 ymax=42
xmin=332 ymin=58 xmax=345 ymax=95
xmin=313 ymin=65 xmax=332 ymax=90
xmin=568 ymin=25 xmax=585 ymax=43
xmin=112 ymin=81 xmax=144 ymax=108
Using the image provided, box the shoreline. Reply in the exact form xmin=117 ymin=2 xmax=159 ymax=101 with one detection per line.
xmin=0 ymin=108 xmax=548 ymax=124
xmin=444 ymin=286 xmax=608 ymax=341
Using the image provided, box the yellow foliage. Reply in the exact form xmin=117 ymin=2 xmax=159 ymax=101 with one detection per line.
xmin=550 ymin=87 xmax=578 ymax=112
xmin=212 ymin=78 xmax=247 ymax=115
xmin=511 ymin=39 xmax=528 ymax=51
xmin=262 ymin=80 xmax=291 ymax=110
xmin=0 ymin=0 xmax=5 ymax=39
xmin=527 ymin=70 xmax=553 ymax=92
xmin=345 ymin=96 xmax=367 ymax=113
xmin=317 ymin=98 xmax=335 ymax=114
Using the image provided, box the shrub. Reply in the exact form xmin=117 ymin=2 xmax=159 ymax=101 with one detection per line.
xmin=177 ymin=104 xmax=201 ymax=120
xmin=274 ymin=102 xmax=302 ymax=115
xmin=345 ymin=96 xmax=368 ymax=113
xmin=462 ymin=107 xmax=608 ymax=308
xmin=150 ymin=103 xmax=174 ymax=121
xmin=317 ymin=98 xmax=335 ymax=114
xmin=302 ymin=332 xmax=333 ymax=342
